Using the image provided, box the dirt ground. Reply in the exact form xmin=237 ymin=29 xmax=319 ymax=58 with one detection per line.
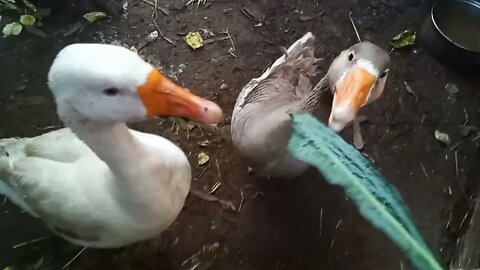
xmin=1 ymin=0 xmax=480 ymax=269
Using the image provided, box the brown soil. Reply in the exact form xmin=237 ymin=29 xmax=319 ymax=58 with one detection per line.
xmin=1 ymin=0 xmax=479 ymax=269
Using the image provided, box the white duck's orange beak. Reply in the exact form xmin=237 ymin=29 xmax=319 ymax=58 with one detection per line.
xmin=138 ymin=69 xmax=223 ymax=124
xmin=329 ymin=67 xmax=377 ymax=132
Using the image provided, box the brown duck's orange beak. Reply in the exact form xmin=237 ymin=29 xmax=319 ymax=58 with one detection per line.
xmin=329 ymin=67 xmax=377 ymax=132
xmin=334 ymin=67 xmax=377 ymax=111
xmin=138 ymin=69 xmax=223 ymax=124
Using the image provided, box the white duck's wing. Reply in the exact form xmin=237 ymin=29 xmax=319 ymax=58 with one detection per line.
xmin=0 ymin=128 xmax=93 ymax=171
xmin=0 ymin=128 xmax=93 ymax=211
xmin=22 ymin=128 xmax=93 ymax=162
xmin=0 ymin=129 xmax=108 ymax=241
xmin=0 ymin=153 xmax=115 ymax=244
xmin=0 ymin=128 xmax=190 ymax=247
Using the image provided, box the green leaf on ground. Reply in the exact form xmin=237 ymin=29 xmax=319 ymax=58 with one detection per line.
xmin=391 ymin=29 xmax=416 ymax=48
xmin=20 ymin=14 xmax=35 ymax=26
xmin=83 ymin=11 xmax=107 ymax=23
xmin=3 ymin=22 xmax=22 ymax=37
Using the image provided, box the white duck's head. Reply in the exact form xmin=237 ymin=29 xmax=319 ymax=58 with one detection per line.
xmin=327 ymin=42 xmax=390 ymax=132
xmin=48 ymin=43 xmax=223 ymax=124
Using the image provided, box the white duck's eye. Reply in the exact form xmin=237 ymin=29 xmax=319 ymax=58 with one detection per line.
xmin=379 ymin=70 xmax=388 ymax=78
xmin=103 ymin=88 xmax=119 ymax=96
xmin=348 ymin=52 xmax=354 ymax=62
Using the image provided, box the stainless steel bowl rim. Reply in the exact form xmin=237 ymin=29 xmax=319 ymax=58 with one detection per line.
xmin=431 ymin=0 xmax=480 ymax=53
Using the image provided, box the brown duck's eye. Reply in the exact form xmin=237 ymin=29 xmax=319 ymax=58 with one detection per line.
xmin=103 ymin=88 xmax=119 ymax=96
xmin=379 ymin=70 xmax=388 ymax=78
xmin=348 ymin=52 xmax=354 ymax=62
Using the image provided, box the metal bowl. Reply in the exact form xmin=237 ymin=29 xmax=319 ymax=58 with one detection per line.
xmin=420 ymin=0 xmax=480 ymax=67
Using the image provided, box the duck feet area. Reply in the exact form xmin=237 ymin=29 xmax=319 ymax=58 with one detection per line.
xmin=1 ymin=0 xmax=479 ymax=269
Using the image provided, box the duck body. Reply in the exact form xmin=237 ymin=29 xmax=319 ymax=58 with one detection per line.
xmin=0 ymin=44 xmax=223 ymax=248
xmin=232 ymin=33 xmax=328 ymax=179
xmin=1 ymin=127 xmax=190 ymax=248
xmin=232 ymin=33 xmax=391 ymax=179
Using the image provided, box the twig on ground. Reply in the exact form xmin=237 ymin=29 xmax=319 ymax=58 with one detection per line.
xmin=455 ymin=151 xmax=459 ymax=176
xmin=215 ymin=159 xmax=221 ymax=178
xmin=349 ymin=11 xmax=361 ymax=42
xmin=463 ymin=108 xmax=469 ymax=126
xmin=459 ymin=211 xmax=469 ymax=230
xmin=450 ymin=142 xmax=461 ymax=151
xmin=152 ymin=19 xmax=176 ymax=46
xmin=186 ymin=0 xmax=208 ymax=6
xmin=63 ymin=247 xmax=86 ymax=269
xmin=319 ymin=208 xmax=324 ymax=236
xmin=219 ymin=28 xmax=236 ymax=57
xmin=451 ymin=199 xmax=480 ymax=269
xmin=252 ymin=191 xmax=263 ymax=199
xmin=190 ymin=189 xmax=236 ymax=211
xmin=420 ymin=162 xmax=430 ymax=182
xmin=335 ymin=219 xmax=343 ymax=229
xmin=238 ymin=190 xmax=244 ymax=212
xmin=403 ymin=81 xmax=418 ymax=102
xmin=141 ymin=0 xmax=169 ymax=15
xmin=194 ymin=163 xmax=212 ymax=181
xmin=152 ymin=0 xmax=158 ymax=17
xmin=472 ymin=133 xmax=480 ymax=142
xmin=220 ymin=28 xmax=235 ymax=52
xmin=12 ymin=236 xmax=47 ymax=249
xmin=203 ymin=36 xmax=230 ymax=44
xmin=329 ymin=237 xmax=336 ymax=269
xmin=209 ymin=181 xmax=221 ymax=194
xmin=228 ymin=48 xmax=237 ymax=58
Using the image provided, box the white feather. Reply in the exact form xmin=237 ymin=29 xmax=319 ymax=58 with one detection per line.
xmin=356 ymin=58 xmax=380 ymax=77
xmin=0 ymin=138 xmax=37 ymax=215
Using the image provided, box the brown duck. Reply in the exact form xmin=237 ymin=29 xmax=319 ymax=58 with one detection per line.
xmin=231 ymin=32 xmax=390 ymax=179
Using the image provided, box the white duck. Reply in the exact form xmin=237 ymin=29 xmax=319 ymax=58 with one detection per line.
xmin=231 ymin=32 xmax=390 ymax=179
xmin=0 ymin=44 xmax=223 ymax=248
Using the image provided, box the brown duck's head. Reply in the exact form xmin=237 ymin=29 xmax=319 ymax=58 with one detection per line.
xmin=327 ymin=42 xmax=391 ymax=132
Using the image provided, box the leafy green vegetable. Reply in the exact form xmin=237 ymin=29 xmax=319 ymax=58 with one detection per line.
xmin=391 ymin=30 xmax=416 ymax=48
xmin=83 ymin=11 xmax=107 ymax=23
xmin=3 ymin=21 xmax=22 ymax=36
xmin=19 ymin=14 xmax=35 ymax=26
xmin=288 ymin=114 xmax=443 ymax=270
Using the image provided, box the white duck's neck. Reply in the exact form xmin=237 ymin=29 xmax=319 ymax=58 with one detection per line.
xmin=64 ymin=115 xmax=176 ymax=220
xmin=68 ymin=119 xmax=145 ymax=180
